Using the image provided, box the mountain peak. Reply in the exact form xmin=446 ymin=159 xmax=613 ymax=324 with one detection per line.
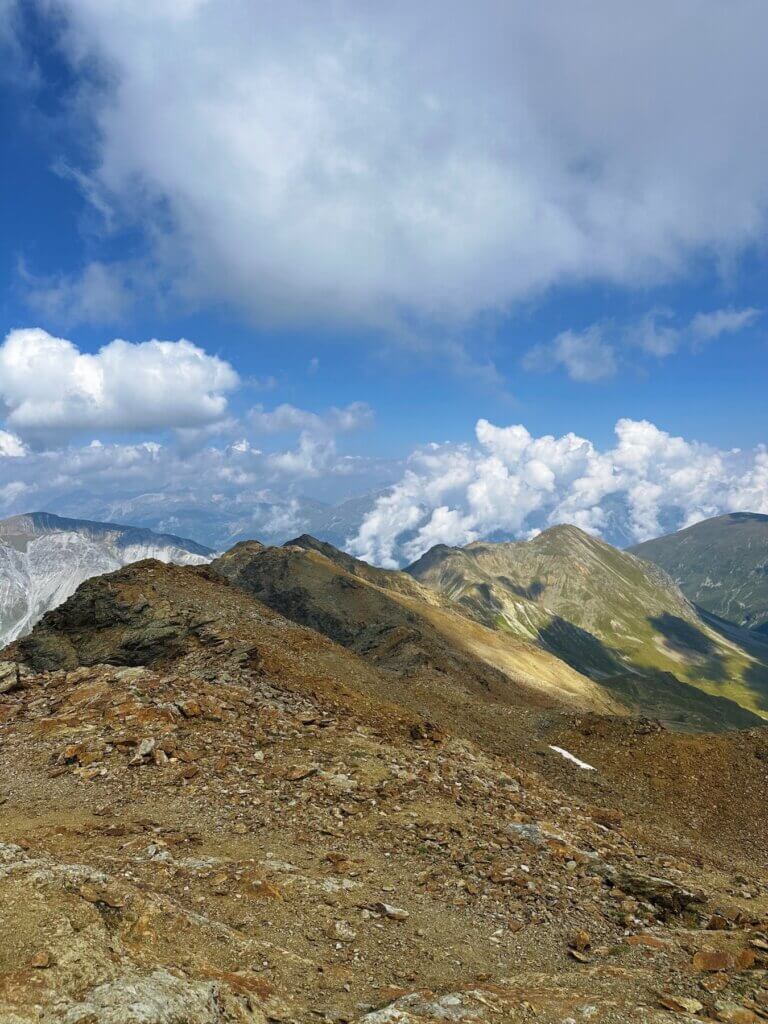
xmin=0 ymin=512 xmax=213 ymax=648
xmin=0 ymin=509 xmax=213 ymax=556
xmin=536 ymin=523 xmax=592 ymax=541
xmin=408 ymin=521 xmax=768 ymax=727
xmin=283 ymin=533 xmax=333 ymax=553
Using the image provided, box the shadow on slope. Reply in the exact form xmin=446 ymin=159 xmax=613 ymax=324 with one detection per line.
xmin=532 ymin=615 xmax=762 ymax=731
xmin=215 ymin=537 xmax=764 ymax=733
xmin=211 ymin=539 xmax=628 ymax=727
xmin=498 ymin=577 xmax=546 ymax=601
xmin=649 ymin=612 xmax=729 ymax=684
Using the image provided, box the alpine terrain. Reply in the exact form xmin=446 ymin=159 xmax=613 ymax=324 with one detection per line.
xmin=210 ymin=533 xmax=762 ymax=732
xmin=0 ymin=539 xmax=766 ymax=1022
xmin=406 ymin=524 xmax=768 ymax=723
xmin=0 ymin=512 xmax=213 ymax=648
xmin=631 ymin=513 xmax=768 ymax=634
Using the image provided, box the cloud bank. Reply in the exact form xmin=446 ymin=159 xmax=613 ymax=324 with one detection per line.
xmin=2 ymin=403 xmax=764 ymax=563
xmin=17 ymin=1 xmax=768 ymax=327
xmin=0 ymin=318 xmax=763 ymax=559
xmin=0 ymin=430 xmax=397 ymax=549
xmin=348 ymin=419 xmax=768 ymax=566
xmin=0 ymin=329 xmax=239 ymax=438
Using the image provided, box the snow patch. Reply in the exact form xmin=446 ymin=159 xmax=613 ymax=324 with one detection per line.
xmin=548 ymin=745 xmax=596 ymax=770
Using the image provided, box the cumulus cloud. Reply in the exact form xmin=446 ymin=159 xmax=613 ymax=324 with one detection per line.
xmin=348 ymin=418 xmax=768 ymax=567
xmin=1 ymin=411 xmax=765 ymax=561
xmin=0 ymin=328 xmax=239 ymax=438
xmin=248 ymin=401 xmax=374 ymax=477
xmin=522 ymin=327 xmax=617 ymax=381
xmin=15 ymin=2 xmax=768 ymax=328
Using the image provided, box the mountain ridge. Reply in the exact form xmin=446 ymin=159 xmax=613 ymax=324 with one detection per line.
xmin=406 ymin=523 xmax=768 ymax=723
xmin=631 ymin=512 xmax=768 ymax=633
xmin=208 ymin=532 xmax=762 ymax=732
xmin=3 ymin=510 xmax=767 ymax=730
xmin=0 ymin=510 xmax=214 ymax=556
xmin=210 ymin=536 xmax=625 ymax=732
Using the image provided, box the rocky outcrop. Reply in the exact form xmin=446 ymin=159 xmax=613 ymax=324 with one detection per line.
xmin=0 ymin=512 xmax=212 ymax=649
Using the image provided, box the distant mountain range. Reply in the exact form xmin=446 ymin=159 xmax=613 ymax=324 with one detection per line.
xmin=58 ymin=490 xmax=381 ymax=552
xmin=1 ymin=508 xmax=767 ymax=730
xmin=631 ymin=512 xmax=768 ymax=633
xmin=46 ymin=483 xmax=761 ymax=564
xmin=0 ymin=512 xmax=211 ymax=647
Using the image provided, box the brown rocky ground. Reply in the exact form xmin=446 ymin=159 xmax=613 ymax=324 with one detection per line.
xmin=0 ymin=560 xmax=766 ymax=1022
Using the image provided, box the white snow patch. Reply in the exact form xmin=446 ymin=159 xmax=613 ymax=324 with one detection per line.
xmin=548 ymin=745 xmax=596 ymax=770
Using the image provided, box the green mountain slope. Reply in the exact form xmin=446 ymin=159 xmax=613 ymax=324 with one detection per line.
xmin=209 ymin=533 xmax=763 ymax=731
xmin=211 ymin=537 xmax=621 ymax=717
xmin=630 ymin=512 xmax=768 ymax=633
xmin=407 ymin=524 xmax=768 ymax=723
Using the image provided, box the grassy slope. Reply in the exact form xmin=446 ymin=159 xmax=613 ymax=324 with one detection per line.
xmin=212 ymin=539 xmax=623 ymax=716
xmin=631 ymin=512 xmax=768 ymax=632
xmin=407 ymin=525 xmax=768 ymax=722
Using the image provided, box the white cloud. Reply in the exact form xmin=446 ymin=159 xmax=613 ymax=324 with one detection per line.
xmin=0 ymin=411 xmax=765 ymax=561
xmin=523 ymin=326 xmax=617 ymax=381
xmin=328 ymin=402 xmax=375 ymax=433
xmin=348 ymin=418 xmax=768 ymax=566
xmin=248 ymin=401 xmax=374 ymax=478
xmin=21 ymin=261 xmax=134 ymax=326
xmin=268 ymin=433 xmax=338 ymax=478
xmin=527 ymin=306 xmax=762 ymax=378
xmin=629 ymin=313 xmax=682 ymax=358
xmin=0 ymin=431 xmax=27 ymax=457
xmin=249 ymin=401 xmax=372 ymax=436
xmin=632 ymin=306 xmax=761 ymax=357
xmin=688 ymin=306 xmax=761 ymax=346
xmin=17 ymin=2 xmax=768 ymax=328
xmin=0 ymin=328 xmax=239 ymax=438
xmin=249 ymin=404 xmax=322 ymax=435
xmin=0 ymin=426 xmax=398 ymax=548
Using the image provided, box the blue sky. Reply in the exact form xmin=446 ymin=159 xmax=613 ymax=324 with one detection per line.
xmin=0 ymin=2 xmax=766 ymax=561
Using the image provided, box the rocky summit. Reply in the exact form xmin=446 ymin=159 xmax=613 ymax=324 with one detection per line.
xmin=0 ymin=511 xmax=213 ymax=649
xmin=0 ymin=548 xmax=766 ymax=1023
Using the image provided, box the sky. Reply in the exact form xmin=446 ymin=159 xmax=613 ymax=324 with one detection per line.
xmin=0 ymin=1 xmax=766 ymax=563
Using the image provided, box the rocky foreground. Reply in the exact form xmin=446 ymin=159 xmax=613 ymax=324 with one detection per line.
xmin=0 ymin=561 xmax=766 ymax=1022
